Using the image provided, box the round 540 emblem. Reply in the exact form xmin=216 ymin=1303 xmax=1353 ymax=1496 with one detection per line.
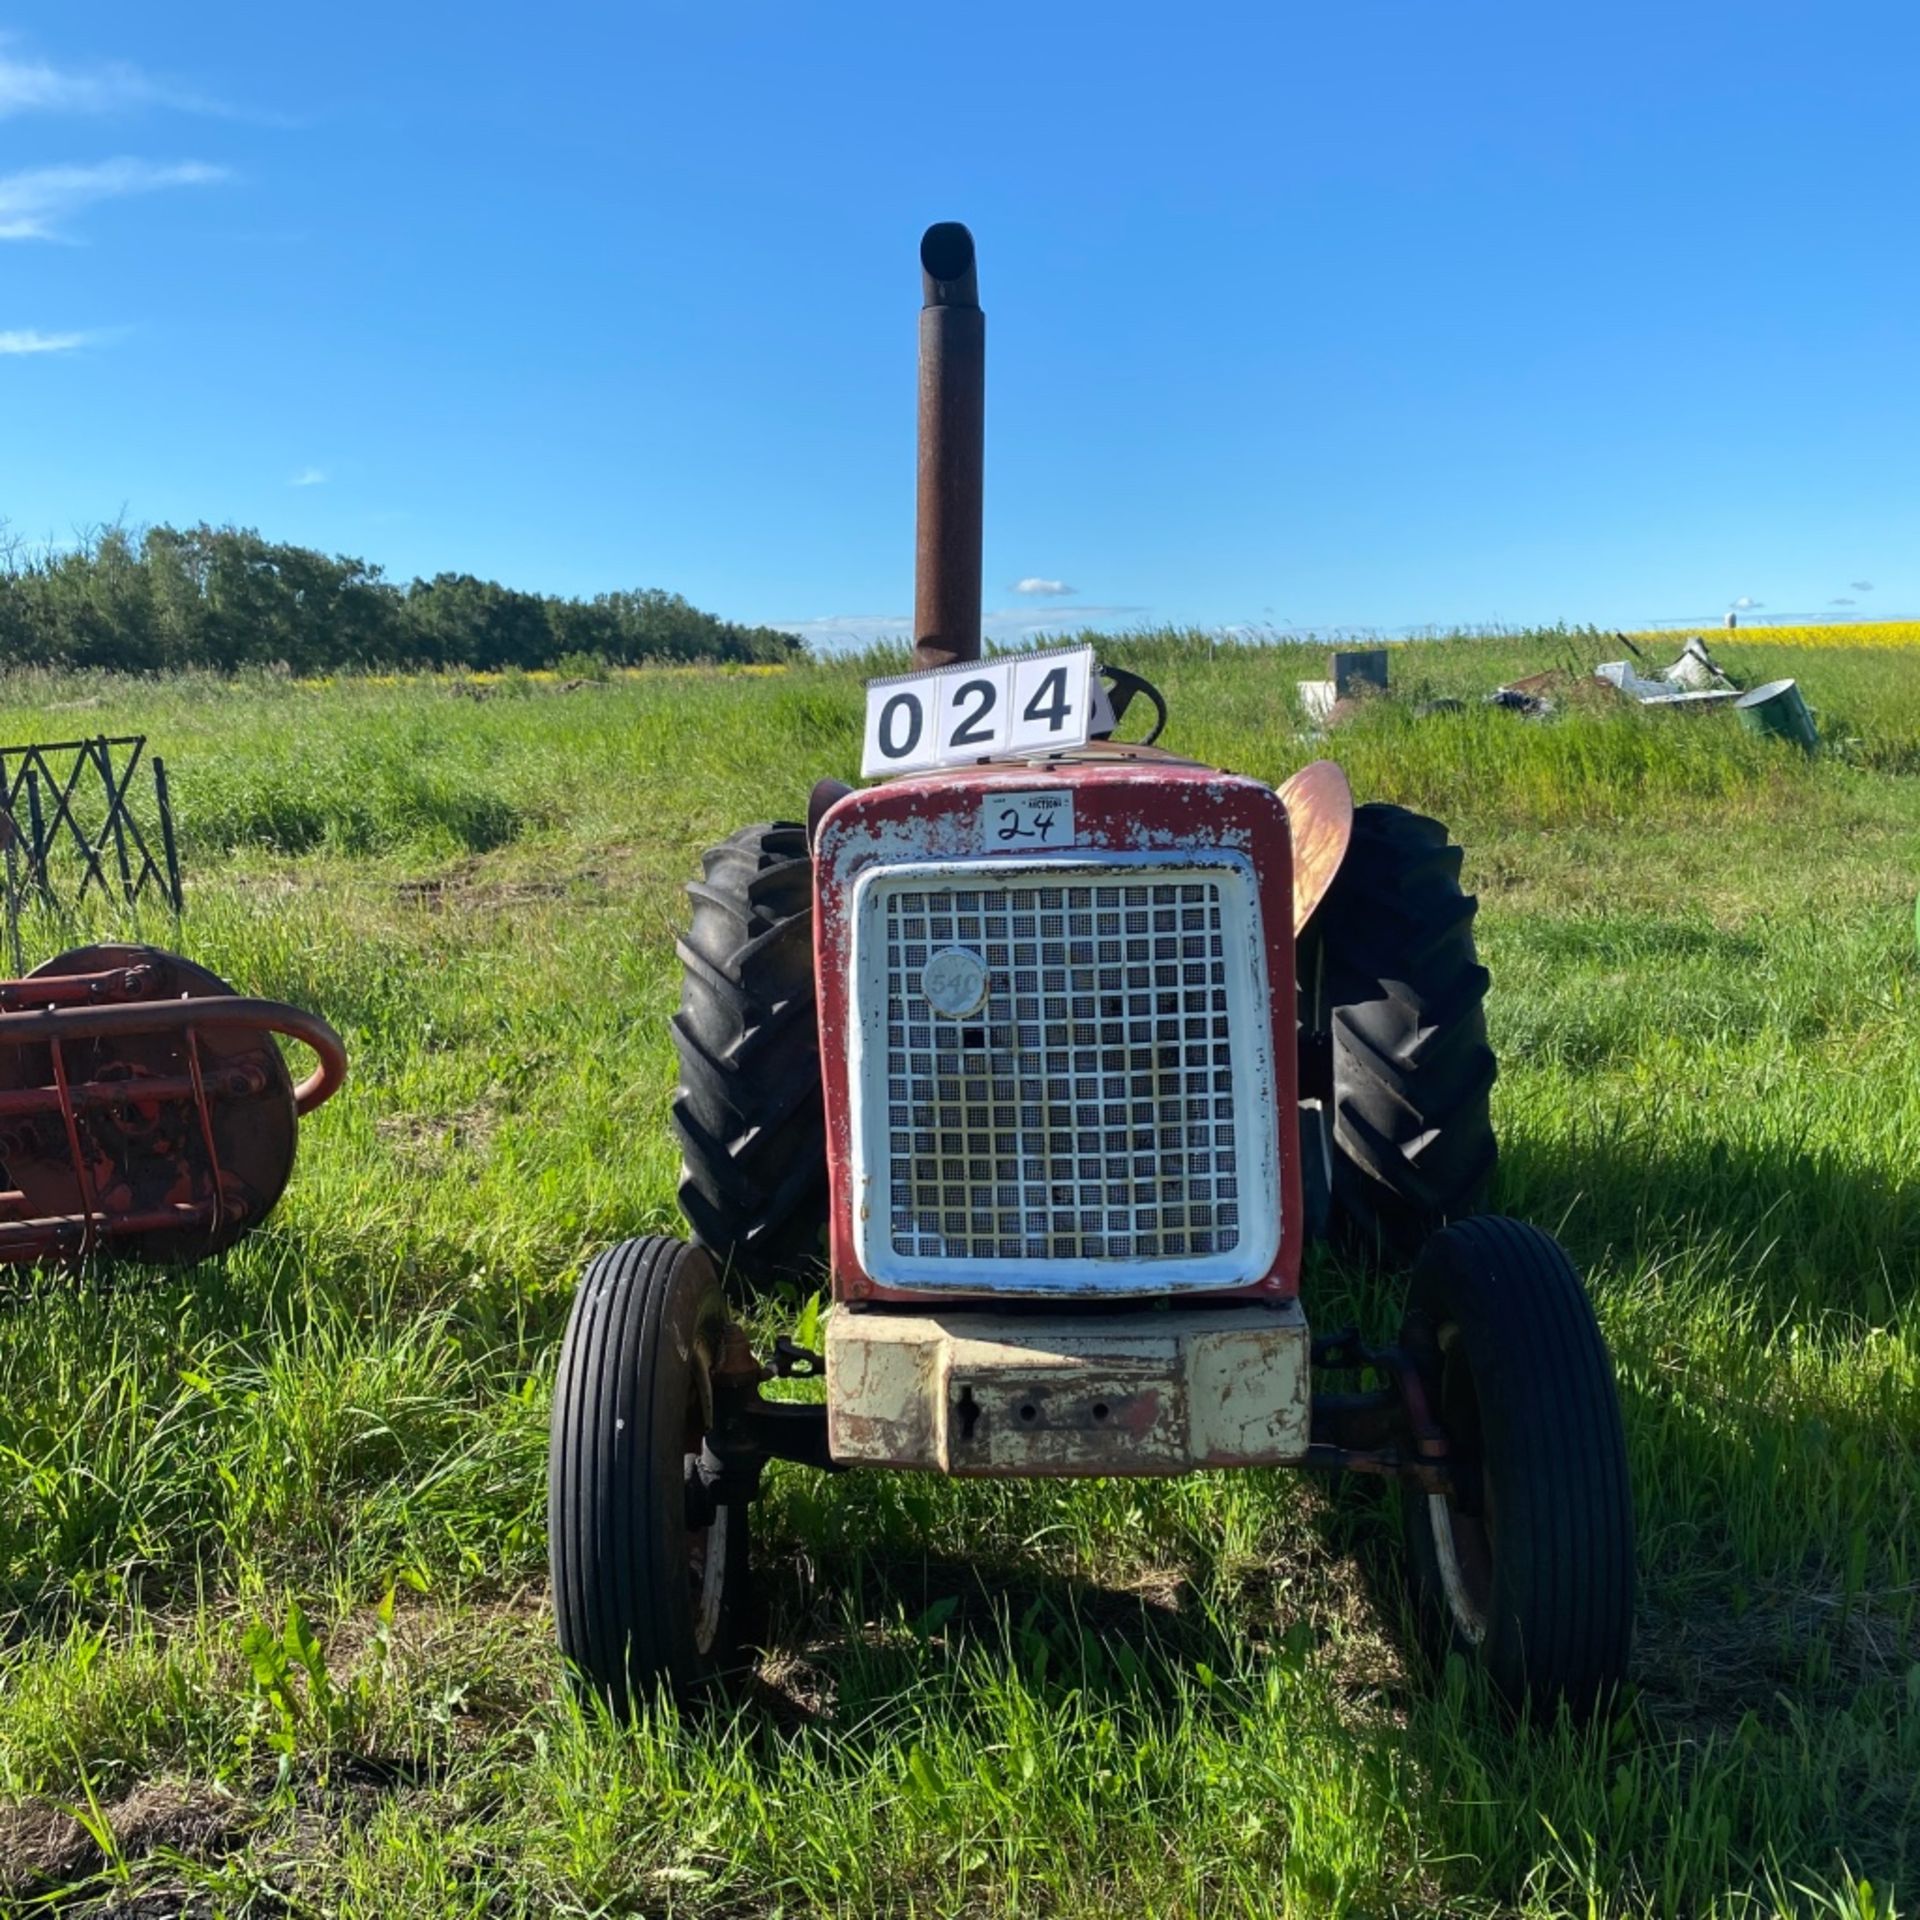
xmin=922 ymin=947 xmax=989 ymax=1019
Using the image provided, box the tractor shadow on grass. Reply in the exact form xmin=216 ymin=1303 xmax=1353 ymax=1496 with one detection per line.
xmin=1498 ymin=1123 xmax=1919 ymax=1723
xmin=1302 ymin=1124 xmax=1920 ymax=1886
xmin=744 ymin=1535 xmax=1281 ymax=1735
xmin=1324 ymin=1119 xmax=1919 ymax=1640
xmin=744 ymin=1389 xmax=1428 ymax=1738
xmin=1493 ymin=1124 xmax=1920 ymax=1325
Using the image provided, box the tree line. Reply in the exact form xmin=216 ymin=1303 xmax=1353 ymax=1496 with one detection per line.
xmin=0 ymin=524 xmax=804 ymax=673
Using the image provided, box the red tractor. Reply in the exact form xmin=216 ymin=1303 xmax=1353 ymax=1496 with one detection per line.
xmin=548 ymin=225 xmax=1633 ymax=1718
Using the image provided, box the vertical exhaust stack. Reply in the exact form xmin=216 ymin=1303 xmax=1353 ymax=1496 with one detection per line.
xmin=913 ymin=222 xmax=984 ymax=671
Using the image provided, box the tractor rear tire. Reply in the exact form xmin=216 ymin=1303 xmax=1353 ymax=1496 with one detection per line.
xmin=671 ymin=822 xmax=828 ymax=1286
xmin=1301 ymin=802 xmax=1497 ymax=1257
xmin=549 ymin=1235 xmax=753 ymax=1711
xmin=1399 ymin=1215 xmax=1634 ymax=1718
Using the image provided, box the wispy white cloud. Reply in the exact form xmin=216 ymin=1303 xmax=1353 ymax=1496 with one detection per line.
xmin=0 ymin=40 xmax=259 ymax=122
xmin=1829 ymin=597 xmax=1856 ymax=607
xmin=0 ymin=326 xmax=95 ymax=354
xmin=0 ymin=48 xmax=163 ymax=117
xmin=1013 ymin=577 xmax=1074 ymax=597
xmin=1730 ymin=594 xmax=1763 ymax=610
xmin=775 ymin=612 xmax=911 ymax=650
xmin=0 ymin=157 xmax=229 ymax=241
xmin=289 ymin=466 xmax=328 ymax=488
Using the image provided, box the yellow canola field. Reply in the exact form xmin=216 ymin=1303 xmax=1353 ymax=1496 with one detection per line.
xmin=1634 ymin=622 xmax=1920 ymax=650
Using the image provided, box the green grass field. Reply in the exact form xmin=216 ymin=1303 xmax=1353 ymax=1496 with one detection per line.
xmin=0 ymin=633 xmax=1916 ymax=1917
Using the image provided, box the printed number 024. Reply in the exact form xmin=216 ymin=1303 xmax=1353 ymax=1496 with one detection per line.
xmin=859 ymin=648 xmax=1095 ymax=776
xmin=939 ymin=663 xmax=1076 ymax=758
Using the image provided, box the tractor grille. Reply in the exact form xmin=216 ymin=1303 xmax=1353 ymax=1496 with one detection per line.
xmin=877 ymin=871 xmax=1244 ymax=1267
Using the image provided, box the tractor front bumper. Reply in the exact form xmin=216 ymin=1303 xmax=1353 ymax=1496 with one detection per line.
xmin=824 ymin=1301 xmax=1311 ymax=1476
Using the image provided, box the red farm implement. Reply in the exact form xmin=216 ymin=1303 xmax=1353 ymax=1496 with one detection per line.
xmin=0 ymin=944 xmax=345 ymax=1267
xmin=0 ymin=739 xmax=344 ymax=1267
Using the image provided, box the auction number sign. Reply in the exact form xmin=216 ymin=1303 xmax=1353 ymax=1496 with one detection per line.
xmin=860 ymin=645 xmax=1100 ymax=778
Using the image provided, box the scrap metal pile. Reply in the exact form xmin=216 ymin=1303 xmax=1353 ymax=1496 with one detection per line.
xmin=1296 ymin=636 xmax=1819 ymax=751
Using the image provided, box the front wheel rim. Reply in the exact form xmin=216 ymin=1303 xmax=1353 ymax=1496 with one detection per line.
xmin=1427 ymin=1322 xmax=1494 ymax=1644
xmin=687 ymin=1498 xmax=729 ymax=1656
xmin=1427 ymin=1493 xmax=1489 ymax=1644
xmin=682 ymin=1331 xmax=727 ymax=1660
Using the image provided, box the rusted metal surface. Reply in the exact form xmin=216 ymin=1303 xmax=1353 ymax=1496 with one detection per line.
xmin=1276 ymin=759 xmax=1355 ymax=935
xmin=1302 ymin=1325 xmax=1454 ymax=1493
xmin=1302 ymin=1441 xmax=1451 ymax=1494
xmin=706 ymin=1322 xmax=839 ymax=1486
xmin=0 ymin=944 xmax=346 ymax=1266
xmin=812 ymin=758 xmax=1303 ymax=1305
xmin=825 ymin=1300 xmax=1311 ymax=1475
xmin=912 ymin=223 xmax=985 ymax=672
xmin=988 ymin=739 xmax=1203 ymax=768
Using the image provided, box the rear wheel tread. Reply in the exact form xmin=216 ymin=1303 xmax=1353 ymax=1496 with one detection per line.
xmin=671 ymin=822 xmax=828 ymax=1285
xmin=1303 ymin=801 xmax=1497 ymax=1253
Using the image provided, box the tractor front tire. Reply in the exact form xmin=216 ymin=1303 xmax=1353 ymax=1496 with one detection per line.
xmin=671 ymin=822 xmax=827 ymax=1286
xmin=1301 ymin=801 xmax=1497 ymax=1256
xmin=1399 ymin=1215 xmax=1634 ymax=1718
xmin=549 ymin=1236 xmax=753 ymax=1711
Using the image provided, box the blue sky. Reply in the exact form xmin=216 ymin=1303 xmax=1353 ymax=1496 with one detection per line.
xmin=2 ymin=3 xmax=1914 ymax=647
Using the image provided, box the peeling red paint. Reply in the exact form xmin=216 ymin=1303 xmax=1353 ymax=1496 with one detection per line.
xmin=813 ymin=757 xmax=1303 ymax=1305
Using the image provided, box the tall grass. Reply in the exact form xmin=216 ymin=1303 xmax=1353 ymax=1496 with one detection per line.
xmin=0 ymin=636 xmax=1914 ymax=1915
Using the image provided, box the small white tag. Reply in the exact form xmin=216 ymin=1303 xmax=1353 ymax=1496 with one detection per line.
xmin=980 ymin=789 xmax=1075 ymax=851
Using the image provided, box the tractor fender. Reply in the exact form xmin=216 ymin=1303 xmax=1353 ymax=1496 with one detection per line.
xmin=1277 ymin=759 xmax=1355 ymax=935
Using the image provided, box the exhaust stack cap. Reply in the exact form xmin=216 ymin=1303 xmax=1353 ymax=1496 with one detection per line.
xmin=921 ymin=222 xmax=978 ymax=308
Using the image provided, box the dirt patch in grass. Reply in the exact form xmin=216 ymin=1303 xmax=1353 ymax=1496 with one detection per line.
xmin=0 ymin=1779 xmax=246 ymax=1898
xmin=390 ymin=840 xmax=662 ymax=918
xmin=375 ymin=1086 xmax=509 ymax=1167
xmin=394 ymin=858 xmax=570 ymax=914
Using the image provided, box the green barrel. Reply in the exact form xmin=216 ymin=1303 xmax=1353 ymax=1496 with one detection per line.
xmin=1734 ymin=678 xmax=1818 ymax=752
